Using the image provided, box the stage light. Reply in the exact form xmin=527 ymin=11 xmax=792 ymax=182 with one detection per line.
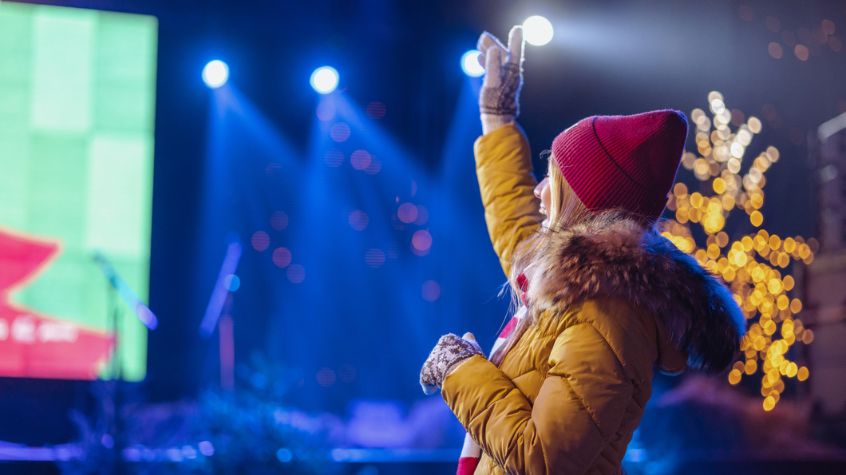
xmin=523 ymin=15 xmax=554 ymax=46
xmin=461 ymin=50 xmax=485 ymax=77
xmin=310 ymin=66 xmax=339 ymax=94
xmin=202 ymin=60 xmax=229 ymax=89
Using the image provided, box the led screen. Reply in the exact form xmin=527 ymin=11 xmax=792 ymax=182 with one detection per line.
xmin=0 ymin=2 xmax=157 ymax=381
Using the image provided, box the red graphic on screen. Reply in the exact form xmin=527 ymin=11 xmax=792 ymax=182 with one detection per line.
xmin=0 ymin=228 xmax=114 ymax=379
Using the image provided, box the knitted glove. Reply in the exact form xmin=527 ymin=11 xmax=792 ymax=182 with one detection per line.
xmin=478 ymin=26 xmax=525 ymax=134
xmin=420 ymin=333 xmax=483 ymax=395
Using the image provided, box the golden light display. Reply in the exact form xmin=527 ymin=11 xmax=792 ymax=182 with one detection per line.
xmin=662 ymin=92 xmax=817 ymax=411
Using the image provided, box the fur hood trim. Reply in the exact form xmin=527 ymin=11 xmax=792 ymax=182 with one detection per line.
xmin=522 ymin=212 xmax=746 ymax=372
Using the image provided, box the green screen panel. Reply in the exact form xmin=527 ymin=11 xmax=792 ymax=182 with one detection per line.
xmin=0 ymin=2 xmax=157 ymax=381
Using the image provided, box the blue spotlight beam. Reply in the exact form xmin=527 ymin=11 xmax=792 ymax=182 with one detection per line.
xmin=439 ymin=76 xmax=483 ymax=184
xmin=331 ymin=93 xmax=422 ymax=174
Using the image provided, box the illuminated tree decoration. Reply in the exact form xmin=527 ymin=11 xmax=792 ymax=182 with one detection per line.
xmin=662 ymin=91 xmax=816 ymax=411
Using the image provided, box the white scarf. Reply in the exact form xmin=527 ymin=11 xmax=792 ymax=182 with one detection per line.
xmin=458 ymin=303 xmax=527 ymax=465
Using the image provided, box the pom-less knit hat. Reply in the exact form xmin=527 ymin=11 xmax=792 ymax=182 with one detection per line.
xmin=552 ymin=109 xmax=688 ymax=222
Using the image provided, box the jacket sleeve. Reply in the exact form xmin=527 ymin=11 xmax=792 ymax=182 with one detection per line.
xmin=474 ymin=124 xmax=544 ymax=279
xmin=441 ymin=311 xmax=636 ymax=474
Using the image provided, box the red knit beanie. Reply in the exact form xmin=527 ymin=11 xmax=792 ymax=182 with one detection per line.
xmin=551 ymin=109 xmax=688 ymax=221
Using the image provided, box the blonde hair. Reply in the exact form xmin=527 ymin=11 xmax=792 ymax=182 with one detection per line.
xmin=491 ymin=152 xmax=592 ymax=365
xmin=512 ymin=151 xmax=592 ymax=276
xmin=544 ymin=151 xmax=592 ymax=231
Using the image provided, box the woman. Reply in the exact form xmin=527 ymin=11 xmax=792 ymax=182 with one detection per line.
xmin=419 ymin=26 xmax=746 ymax=475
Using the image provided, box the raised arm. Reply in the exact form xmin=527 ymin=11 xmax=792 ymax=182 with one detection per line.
xmin=475 ymin=26 xmax=543 ymax=278
xmin=475 ymin=125 xmax=543 ymax=278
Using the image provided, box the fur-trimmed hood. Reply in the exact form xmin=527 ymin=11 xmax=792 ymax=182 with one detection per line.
xmin=522 ymin=211 xmax=746 ymax=373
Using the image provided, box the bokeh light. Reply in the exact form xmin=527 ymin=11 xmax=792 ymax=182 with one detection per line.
xmin=348 ymin=210 xmax=369 ymax=231
xmin=364 ymin=248 xmax=386 ymax=268
xmin=411 ymin=230 xmax=432 ymax=255
xmin=276 ymin=448 xmax=293 ymax=463
xmin=821 ymin=19 xmax=836 ymax=36
xmin=350 ymin=149 xmax=372 ymax=170
xmin=397 ymin=203 xmax=418 ymax=224
xmin=330 ymin=122 xmax=351 ymax=142
xmin=251 ymin=231 xmax=270 ymax=252
xmin=272 ymin=247 xmax=292 ymax=268
xmin=794 ymin=44 xmax=810 ymax=61
xmin=198 ymin=441 xmax=214 ymax=457
xmin=270 ymin=211 xmax=289 ymax=231
xmin=421 ymin=280 xmax=441 ymax=302
xmin=223 ymin=274 xmax=240 ymax=292
xmin=522 ymin=15 xmax=554 ymax=46
xmin=366 ymin=101 xmax=387 ymax=119
xmin=768 ymin=42 xmax=784 ymax=59
xmin=664 ymin=91 xmax=817 ymax=410
xmin=286 ymin=264 xmax=306 ymax=284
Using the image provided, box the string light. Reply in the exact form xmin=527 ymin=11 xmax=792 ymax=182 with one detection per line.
xmin=664 ymin=92 xmax=816 ymax=411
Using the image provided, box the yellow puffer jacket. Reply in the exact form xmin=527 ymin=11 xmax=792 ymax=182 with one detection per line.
xmin=441 ymin=124 xmax=744 ymax=475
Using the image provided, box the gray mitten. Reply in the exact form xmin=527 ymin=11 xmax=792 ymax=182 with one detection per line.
xmin=420 ymin=333 xmax=483 ymax=395
xmin=477 ymin=26 xmax=525 ymax=134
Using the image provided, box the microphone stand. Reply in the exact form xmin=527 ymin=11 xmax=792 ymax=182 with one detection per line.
xmin=199 ymin=239 xmax=242 ymax=391
xmin=91 ymin=251 xmax=158 ymax=474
